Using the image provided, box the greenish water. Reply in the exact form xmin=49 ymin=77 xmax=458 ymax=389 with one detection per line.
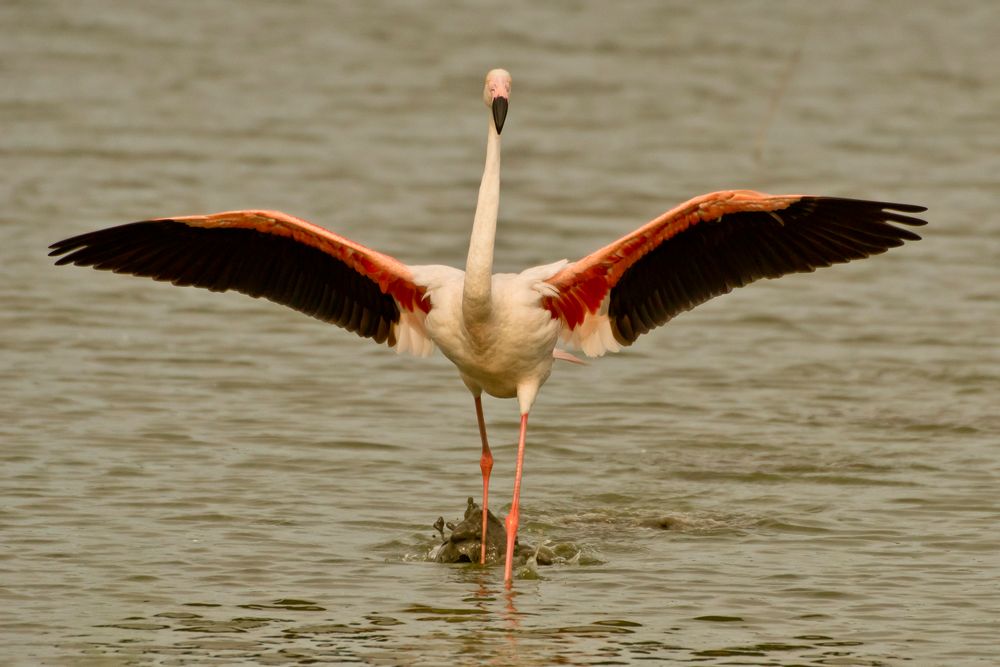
xmin=3 ymin=1 xmax=998 ymax=664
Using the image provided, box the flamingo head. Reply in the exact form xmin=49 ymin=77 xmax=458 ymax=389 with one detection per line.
xmin=483 ymin=69 xmax=511 ymax=134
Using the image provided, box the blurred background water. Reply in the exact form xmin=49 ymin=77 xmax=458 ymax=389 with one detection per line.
xmin=2 ymin=1 xmax=998 ymax=664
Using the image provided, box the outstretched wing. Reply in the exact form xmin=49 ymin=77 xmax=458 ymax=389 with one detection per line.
xmin=49 ymin=209 xmax=434 ymax=355
xmin=542 ymin=190 xmax=927 ymax=356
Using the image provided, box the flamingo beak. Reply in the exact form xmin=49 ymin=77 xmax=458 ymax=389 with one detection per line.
xmin=492 ymin=96 xmax=508 ymax=134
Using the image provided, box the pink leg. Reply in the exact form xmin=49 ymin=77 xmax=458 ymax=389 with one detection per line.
xmin=503 ymin=413 xmax=529 ymax=586
xmin=475 ymin=396 xmax=493 ymax=566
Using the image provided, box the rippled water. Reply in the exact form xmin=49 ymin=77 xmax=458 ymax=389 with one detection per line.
xmin=3 ymin=1 xmax=999 ymax=664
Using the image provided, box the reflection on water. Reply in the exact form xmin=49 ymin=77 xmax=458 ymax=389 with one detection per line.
xmin=81 ymin=592 xmax=897 ymax=665
xmin=4 ymin=0 xmax=1000 ymax=665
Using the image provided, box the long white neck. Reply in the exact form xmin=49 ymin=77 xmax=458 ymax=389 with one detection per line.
xmin=462 ymin=120 xmax=501 ymax=328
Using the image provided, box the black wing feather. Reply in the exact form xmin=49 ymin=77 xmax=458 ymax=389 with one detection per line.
xmin=49 ymin=220 xmax=399 ymax=345
xmin=609 ymin=197 xmax=926 ymax=345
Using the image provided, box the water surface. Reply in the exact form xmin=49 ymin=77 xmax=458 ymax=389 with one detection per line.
xmin=3 ymin=1 xmax=999 ymax=664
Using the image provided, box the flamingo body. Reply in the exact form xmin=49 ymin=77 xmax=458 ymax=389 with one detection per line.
xmin=416 ymin=264 xmax=565 ymax=405
xmin=49 ymin=69 xmax=927 ymax=587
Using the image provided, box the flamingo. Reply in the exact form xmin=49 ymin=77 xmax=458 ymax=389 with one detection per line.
xmin=50 ymin=68 xmax=927 ymax=586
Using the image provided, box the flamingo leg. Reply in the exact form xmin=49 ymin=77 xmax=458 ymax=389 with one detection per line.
xmin=503 ymin=413 xmax=529 ymax=586
xmin=475 ymin=396 xmax=493 ymax=565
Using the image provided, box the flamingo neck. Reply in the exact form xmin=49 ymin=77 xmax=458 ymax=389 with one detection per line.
xmin=462 ymin=121 xmax=501 ymax=328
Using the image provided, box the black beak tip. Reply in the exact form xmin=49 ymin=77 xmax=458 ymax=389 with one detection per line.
xmin=492 ymin=97 xmax=508 ymax=134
